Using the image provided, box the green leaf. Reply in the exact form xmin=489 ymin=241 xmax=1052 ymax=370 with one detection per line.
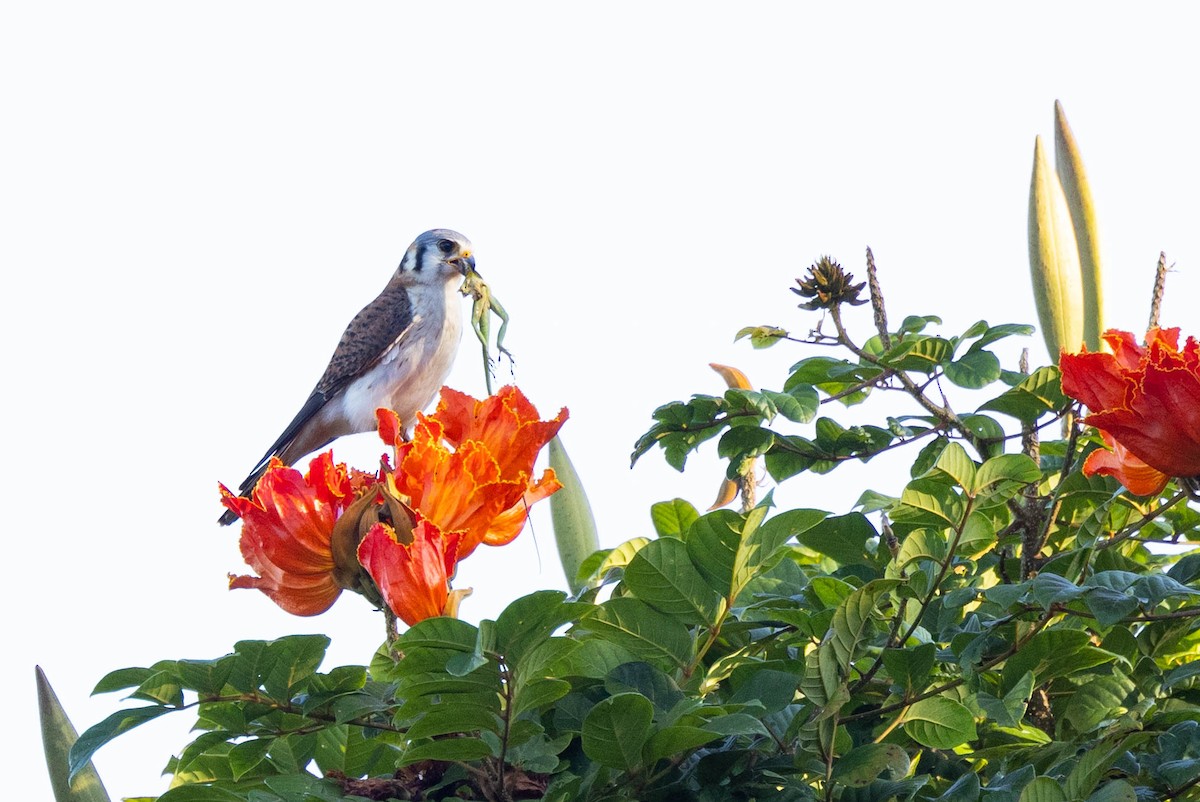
xmin=902 ymin=696 xmax=977 ymax=748
xmin=174 ymin=657 xmax=236 ymax=696
xmin=886 ymin=336 xmax=953 ymax=373
xmin=765 ymin=386 xmax=819 ymax=423
xmin=513 ymin=677 xmax=572 ymax=717
xmin=935 ymin=773 xmax=981 ymax=802
xmin=1064 ymin=737 xmax=1129 ymax=801
xmin=795 ymin=511 xmax=874 ymax=566
xmin=1018 ymin=777 xmax=1067 ymax=802
xmin=685 ymin=509 xmax=778 ymax=601
xmin=581 ymin=693 xmax=654 ymax=771
xmin=881 ymin=643 xmax=936 ymax=695
xmin=897 ymin=315 xmax=943 ymax=334
xmin=642 ymin=725 xmax=721 ymax=765
xmin=978 ymin=366 xmax=1068 ymax=423
xmin=829 ymin=580 xmax=900 ymax=674
xmin=718 ymin=425 xmax=776 ymax=460
xmin=227 ymin=635 xmax=329 ymax=697
xmin=976 ymin=670 xmax=1034 ymax=728
xmin=727 ymin=667 xmax=802 ymax=713
xmin=579 ymin=537 xmax=650 ymax=584
xmin=1163 ymin=660 xmax=1200 ymax=690
xmin=945 ymin=350 xmax=1002 ymax=389
xmin=92 ymin=667 xmax=155 ymax=696
xmin=650 ymin=498 xmax=700 ymax=538
xmin=959 ymin=414 xmax=1006 ymax=457
xmin=155 ymin=786 xmax=246 ymax=802
xmin=1062 ymin=670 xmax=1135 ymax=733
xmin=69 ymin=706 xmax=174 ymax=781
xmin=228 ymin=737 xmax=272 ymax=781
xmin=895 ymin=528 xmax=944 ymax=571
xmin=934 ymin=442 xmax=977 ymax=491
xmin=37 ymin=667 xmax=112 ymax=802
xmin=398 ymin=617 xmax=479 ymax=652
xmin=624 ymin=537 xmax=723 ymax=625
xmin=313 ymin=725 xmax=401 ymax=778
xmin=1158 ymin=759 xmax=1200 ymax=789
xmin=405 ymin=703 xmax=502 ymax=740
xmin=551 ymin=639 xmax=639 ymax=680
xmin=494 ymin=590 xmax=586 ymax=667
xmin=580 ymin=597 xmax=693 ymax=669
xmin=1001 ymin=629 xmax=1118 ymax=692
xmin=966 ymin=323 xmax=1036 ymax=352
xmin=1086 ymin=780 xmax=1136 ymax=802
xmin=897 ymin=477 xmax=964 ymax=527
xmin=1030 ymin=573 xmax=1086 ymax=608
xmin=832 ymin=743 xmax=910 ymax=787
xmin=736 ymin=325 xmax=790 ymax=348
xmin=974 ymin=453 xmax=1041 ymax=495
xmin=401 ymin=737 xmax=494 ymax=765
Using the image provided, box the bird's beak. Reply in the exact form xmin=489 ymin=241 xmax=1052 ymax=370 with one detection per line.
xmin=455 ymin=252 xmax=476 ymax=276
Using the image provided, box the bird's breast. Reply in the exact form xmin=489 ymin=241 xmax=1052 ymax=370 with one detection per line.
xmin=336 ymin=283 xmax=464 ymax=432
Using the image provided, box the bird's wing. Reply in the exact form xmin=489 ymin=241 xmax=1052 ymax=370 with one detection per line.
xmin=236 ymin=284 xmax=416 ymax=494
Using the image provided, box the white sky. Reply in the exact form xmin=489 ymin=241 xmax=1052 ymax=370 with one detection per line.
xmin=4 ymin=3 xmax=1199 ymax=798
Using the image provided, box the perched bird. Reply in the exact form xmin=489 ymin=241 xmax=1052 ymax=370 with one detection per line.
xmin=219 ymin=229 xmax=474 ymax=525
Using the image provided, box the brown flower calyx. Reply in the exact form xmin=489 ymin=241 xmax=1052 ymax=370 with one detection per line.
xmin=792 ymin=256 xmax=868 ymax=310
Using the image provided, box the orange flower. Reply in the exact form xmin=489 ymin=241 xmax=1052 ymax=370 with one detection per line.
xmin=220 ymin=452 xmax=358 ymax=616
xmin=357 ymin=519 xmax=460 ymax=626
xmin=1082 ymin=431 xmax=1170 ymax=497
xmin=1060 ymin=327 xmax=1200 ymax=484
xmin=378 ymin=386 xmax=567 ymax=558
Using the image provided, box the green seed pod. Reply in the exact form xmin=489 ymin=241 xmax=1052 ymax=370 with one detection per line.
xmin=1054 ymin=100 xmax=1105 ymax=351
xmin=1028 ymin=134 xmax=1084 ymax=361
xmin=37 ymin=667 xmax=111 ymax=802
xmin=548 ymin=435 xmax=600 ymax=593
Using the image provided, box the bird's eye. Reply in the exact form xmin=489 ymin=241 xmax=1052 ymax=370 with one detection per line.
xmin=436 ymin=239 xmax=456 ymax=255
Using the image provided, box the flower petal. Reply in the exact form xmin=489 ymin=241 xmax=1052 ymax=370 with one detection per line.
xmin=358 ymin=519 xmax=460 ymax=626
xmin=1082 ymin=435 xmax=1170 ymax=497
xmin=220 ymin=452 xmax=355 ymax=616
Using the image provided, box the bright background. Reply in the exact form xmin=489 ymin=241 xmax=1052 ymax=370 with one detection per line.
xmin=4 ymin=3 xmax=1198 ymax=798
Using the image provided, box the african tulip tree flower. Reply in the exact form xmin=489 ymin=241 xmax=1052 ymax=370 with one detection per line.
xmin=377 ymin=385 xmax=567 ymax=558
xmin=220 ymin=452 xmax=364 ymax=616
xmin=1060 ymin=327 xmax=1200 ymax=489
xmin=1081 ymin=431 xmax=1170 ymax=497
xmin=357 ymin=518 xmax=462 ymax=627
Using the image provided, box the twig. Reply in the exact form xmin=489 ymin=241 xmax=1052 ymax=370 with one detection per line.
xmin=1098 ymin=489 xmax=1188 ymax=550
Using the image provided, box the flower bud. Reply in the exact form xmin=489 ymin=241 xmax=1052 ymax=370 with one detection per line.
xmin=1028 ymin=135 xmax=1084 ymax=361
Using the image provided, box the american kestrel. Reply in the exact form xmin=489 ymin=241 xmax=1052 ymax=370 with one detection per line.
xmin=218 ymin=229 xmax=474 ymax=525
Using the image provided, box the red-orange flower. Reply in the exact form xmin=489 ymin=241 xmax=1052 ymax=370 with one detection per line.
xmin=378 ymin=386 xmax=567 ymax=558
xmin=1060 ymin=327 xmax=1200 ymax=486
xmin=1082 ymin=431 xmax=1170 ymax=497
xmin=357 ymin=518 xmax=461 ymax=626
xmin=220 ymin=452 xmax=357 ymax=616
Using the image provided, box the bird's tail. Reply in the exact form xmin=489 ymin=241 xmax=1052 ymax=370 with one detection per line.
xmin=216 ymin=462 xmax=272 ymax=526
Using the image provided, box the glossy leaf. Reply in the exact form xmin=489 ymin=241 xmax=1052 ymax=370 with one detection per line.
xmin=624 ymin=537 xmax=723 ymax=625
xmin=651 ymin=498 xmax=699 ymax=538
xmin=581 ymin=693 xmax=654 ymax=771
xmin=902 ymin=696 xmax=977 ymax=749
xmin=579 ymin=597 xmax=693 ymax=669
xmin=945 ymin=350 xmax=1002 ymax=389
xmin=831 ymin=743 xmax=909 ymax=787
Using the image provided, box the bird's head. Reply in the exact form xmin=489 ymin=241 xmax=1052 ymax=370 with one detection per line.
xmin=398 ymin=229 xmax=475 ymax=283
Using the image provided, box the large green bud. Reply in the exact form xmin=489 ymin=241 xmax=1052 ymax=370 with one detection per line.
xmin=1028 ymin=134 xmax=1084 ymax=361
xmin=1054 ymin=100 xmax=1104 ymax=352
xmin=548 ymin=436 xmax=600 ymax=593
